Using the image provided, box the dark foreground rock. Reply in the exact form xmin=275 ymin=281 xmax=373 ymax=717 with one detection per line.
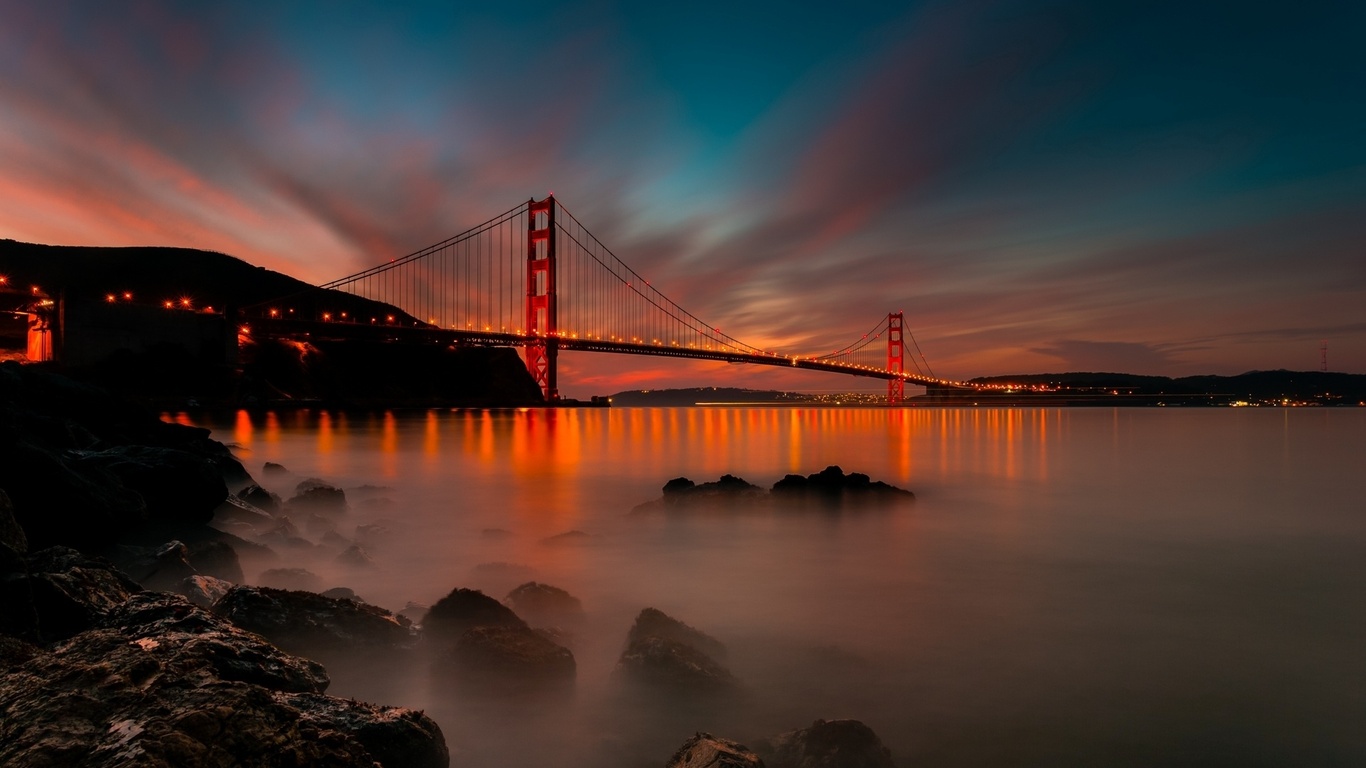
xmin=0 ymin=593 xmax=448 ymax=768
xmin=755 ymin=719 xmax=897 ymax=768
xmin=213 ymin=585 xmax=416 ymax=658
xmin=666 ymin=732 xmax=766 ymax=768
xmin=0 ymin=546 xmax=141 ymax=643
xmin=422 ymin=586 xmax=527 ymax=642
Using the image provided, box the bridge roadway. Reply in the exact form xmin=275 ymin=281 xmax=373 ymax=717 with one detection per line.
xmin=245 ymin=316 xmax=971 ymax=390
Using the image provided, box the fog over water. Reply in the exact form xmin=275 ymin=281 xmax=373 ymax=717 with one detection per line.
xmin=181 ymin=406 xmax=1366 ymax=767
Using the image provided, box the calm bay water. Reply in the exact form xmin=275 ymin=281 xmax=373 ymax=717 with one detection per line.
xmin=183 ymin=406 xmax=1366 ymax=767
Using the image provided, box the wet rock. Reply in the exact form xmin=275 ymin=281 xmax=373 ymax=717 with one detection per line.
xmin=284 ymin=692 xmax=450 ymax=768
xmin=422 ymin=587 xmax=526 ymax=642
xmin=238 ymin=483 xmax=282 ymax=515
xmin=0 ymin=546 xmax=141 ymax=643
xmin=321 ymin=586 xmax=363 ymax=602
xmin=288 ymin=479 xmax=348 ymax=515
xmin=178 ymin=574 xmax=233 ymax=608
xmin=628 ymin=607 xmax=727 ymax=659
xmin=437 ymin=625 xmax=575 ymax=690
xmin=257 ymin=516 xmax=314 ymax=550
xmin=258 ymin=567 xmax=322 ymax=592
xmin=0 ymin=440 xmax=147 ymax=550
xmin=183 ymin=538 xmax=243 ymax=583
xmin=755 ymin=719 xmax=896 ymax=768
xmin=399 ymin=601 xmax=428 ymax=625
xmin=261 ymin=461 xmax=288 ymax=475
xmin=106 ymin=540 xmax=197 ymax=593
xmin=213 ymin=585 xmax=416 ymax=658
xmin=666 ymin=732 xmax=766 ymax=768
xmin=0 ymin=593 xmax=448 ymax=768
xmin=616 ymin=635 xmax=740 ymax=694
xmin=0 ymin=489 xmax=27 ymax=553
xmin=335 ymin=543 xmax=375 ymax=568
xmin=69 ymin=444 xmax=227 ymax=524
xmin=770 ymin=466 xmax=914 ymax=506
xmin=662 ymin=474 xmax=765 ymax=508
xmin=504 ymin=581 xmax=584 ymax=627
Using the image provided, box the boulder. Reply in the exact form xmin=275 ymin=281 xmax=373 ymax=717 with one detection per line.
xmin=335 ymin=543 xmax=375 ymax=568
xmin=0 ymin=489 xmax=26 ymax=553
xmin=0 ymin=440 xmax=147 ymax=550
xmin=627 ymin=607 xmax=727 ymax=659
xmin=437 ymin=625 xmax=575 ymax=690
xmin=770 ymin=466 xmax=914 ymax=507
xmin=183 ymin=538 xmax=244 ymax=583
xmin=261 ymin=461 xmax=289 ymax=475
xmin=105 ymin=540 xmax=198 ymax=593
xmin=503 ymin=581 xmax=584 ymax=627
xmin=238 ymin=483 xmax=282 ymax=515
xmin=287 ymin=481 xmax=347 ymax=514
xmin=666 ymin=732 xmax=766 ymax=768
xmin=178 ymin=574 xmax=233 ymax=608
xmin=0 ymin=593 xmax=448 ymax=768
xmin=0 ymin=546 xmax=141 ymax=643
xmin=540 ymin=529 xmax=590 ymax=545
xmin=616 ymin=635 xmax=740 ymax=695
xmin=755 ymin=719 xmax=897 ymax=768
xmin=422 ymin=587 xmax=526 ymax=642
xmin=69 ymin=445 xmax=227 ymax=524
xmin=320 ymin=587 xmax=363 ymax=602
xmin=212 ymin=585 xmax=416 ymax=658
xmin=662 ymin=474 xmax=765 ymax=509
xmin=258 ymin=567 xmax=322 ymax=592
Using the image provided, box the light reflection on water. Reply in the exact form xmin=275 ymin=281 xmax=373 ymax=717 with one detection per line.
xmin=190 ymin=406 xmax=1366 ymax=767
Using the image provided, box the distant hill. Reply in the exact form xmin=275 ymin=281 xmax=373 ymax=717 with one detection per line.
xmin=969 ymin=370 xmax=1365 ymax=405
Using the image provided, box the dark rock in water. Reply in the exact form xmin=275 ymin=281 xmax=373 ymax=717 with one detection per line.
xmin=0 ymin=593 xmax=449 ymax=768
xmin=287 ymin=482 xmax=348 ymax=515
xmin=662 ymin=474 xmax=764 ymax=508
xmin=627 ymin=607 xmax=727 ymax=659
xmin=178 ymin=574 xmax=233 ymax=608
xmin=616 ymin=635 xmax=740 ymax=694
xmin=106 ymin=540 xmax=198 ymax=593
xmin=262 ymin=461 xmax=289 ymax=475
xmin=238 ymin=483 xmax=282 ymax=515
xmin=321 ymin=586 xmax=363 ymax=602
xmin=755 ymin=719 xmax=897 ymax=768
xmin=183 ymin=537 xmax=244 ymax=583
xmin=0 ymin=546 xmax=141 ymax=642
xmin=437 ymin=625 xmax=575 ymax=690
xmin=283 ymin=692 xmax=450 ymax=768
xmin=213 ymin=585 xmax=416 ymax=657
xmin=422 ymin=587 xmax=527 ymax=642
xmin=666 ymin=732 xmax=765 ymax=768
xmin=504 ymin=581 xmax=584 ymax=628
xmin=258 ymin=567 xmax=322 ymax=592
xmin=304 ymin=512 xmax=337 ymax=536
xmin=69 ymin=445 xmax=227 ymax=524
xmin=336 ymin=543 xmax=376 ymax=568
xmin=770 ymin=466 xmax=914 ymax=506
xmin=0 ymin=489 xmax=27 ymax=553
xmin=258 ymin=516 xmax=315 ymax=550
xmin=540 ymin=529 xmax=590 ymax=545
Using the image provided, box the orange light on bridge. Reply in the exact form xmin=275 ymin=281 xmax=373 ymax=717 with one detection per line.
xmin=164 ymin=300 xmax=174 ymax=309
xmin=122 ymin=291 xmax=132 ymax=300
xmin=322 ymin=313 xmax=332 ymax=321
xmin=106 ymin=294 xmax=116 ymax=303
xmin=270 ymin=309 xmax=279 ymax=317
xmin=0 ymin=276 xmax=7 ymax=285
xmin=180 ymin=298 xmax=192 ymax=308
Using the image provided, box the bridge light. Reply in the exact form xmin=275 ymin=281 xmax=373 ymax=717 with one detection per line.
xmin=388 ymin=315 xmax=395 ymax=323
xmin=164 ymin=300 xmax=174 ymax=309
xmin=122 ymin=291 xmax=132 ymax=300
xmin=322 ymin=313 xmax=331 ymax=321
xmin=106 ymin=294 xmax=116 ymax=303
xmin=270 ymin=309 xmax=280 ymax=317
xmin=341 ymin=312 xmax=347 ymax=318
xmin=0 ymin=276 xmax=6 ymax=285
xmin=288 ymin=308 xmax=294 ymax=313
xmin=180 ymin=298 xmax=191 ymax=308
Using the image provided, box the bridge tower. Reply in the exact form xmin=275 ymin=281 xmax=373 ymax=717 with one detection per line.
xmin=525 ymin=196 xmax=559 ymax=401
xmin=887 ymin=311 xmax=905 ymax=405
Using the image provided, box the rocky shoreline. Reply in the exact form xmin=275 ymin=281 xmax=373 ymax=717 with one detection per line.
xmin=1 ymin=361 xmax=908 ymax=766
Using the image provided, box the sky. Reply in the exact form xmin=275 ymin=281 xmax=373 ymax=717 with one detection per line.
xmin=1 ymin=1 xmax=1363 ymax=397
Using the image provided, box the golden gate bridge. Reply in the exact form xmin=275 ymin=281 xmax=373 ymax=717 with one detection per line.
xmin=244 ymin=196 xmax=968 ymax=403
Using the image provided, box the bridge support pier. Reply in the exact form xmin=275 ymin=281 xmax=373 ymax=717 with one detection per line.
xmin=525 ymin=196 xmax=559 ymax=401
xmin=887 ymin=311 xmax=904 ymax=405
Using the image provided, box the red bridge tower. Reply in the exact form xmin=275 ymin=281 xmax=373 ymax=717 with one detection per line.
xmin=887 ymin=311 xmax=905 ymax=405
xmin=526 ymin=196 xmax=558 ymax=401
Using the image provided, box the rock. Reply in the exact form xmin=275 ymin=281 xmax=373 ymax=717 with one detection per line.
xmin=0 ymin=593 xmax=449 ymax=768
xmin=257 ymin=516 xmax=314 ymax=550
xmin=661 ymin=474 xmax=765 ymax=509
xmin=437 ymin=625 xmax=575 ymax=690
xmin=770 ymin=466 xmax=914 ymax=507
xmin=503 ymin=581 xmax=584 ymax=628
xmin=213 ymin=585 xmax=416 ymax=658
xmin=287 ymin=485 xmax=348 ymax=515
xmin=0 ymin=546 xmax=141 ymax=643
xmin=335 ymin=543 xmax=375 ymax=568
xmin=0 ymin=440 xmax=147 ymax=550
xmin=262 ymin=461 xmax=288 ymax=475
xmin=354 ymin=522 xmax=392 ymax=547
xmin=106 ymin=540 xmax=198 ymax=593
xmin=422 ymin=587 xmax=526 ymax=642
xmin=540 ymin=529 xmax=590 ymax=545
xmin=283 ymin=692 xmax=450 ymax=768
xmin=321 ymin=530 xmax=352 ymax=548
xmin=666 ymin=732 xmax=766 ymax=768
xmin=238 ymin=483 xmax=282 ymax=515
xmin=303 ymin=512 xmax=337 ymax=536
xmin=258 ymin=567 xmax=322 ymax=592
xmin=616 ymin=635 xmax=740 ymax=695
xmin=178 ymin=574 xmax=233 ymax=608
xmin=69 ymin=445 xmax=228 ymax=525
xmin=399 ymin=601 xmax=428 ymax=625
xmin=755 ymin=719 xmax=896 ymax=768
xmin=320 ymin=587 xmax=363 ymax=602
xmin=0 ymin=489 xmax=27 ymax=553
xmin=183 ymin=538 xmax=244 ymax=583
xmin=627 ymin=607 xmax=727 ymax=659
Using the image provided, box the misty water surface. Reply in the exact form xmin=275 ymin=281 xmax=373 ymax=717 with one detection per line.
xmin=180 ymin=406 xmax=1366 ymax=767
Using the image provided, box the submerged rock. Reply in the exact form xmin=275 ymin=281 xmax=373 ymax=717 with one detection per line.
xmin=755 ymin=719 xmax=897 ymax=768
xmin=437 ymin=625 xmax=575 ymax=690
xmin=661 ymin=474 xmax=765 ymax=508
xmin=262 ymin=461 xmax=289 ymax=476
xmin=616 ymin=635 xmax=740 ymax=694
xmin=287 ymin=480 xmax=347 ymax=515
xmin=627 ymin=607 xmax=727 ymax=659
xmin=422 ymin=587 xmax=527 ymax=642
xmin=503 ymin=582 xmax=584 ymax=628
xmin=666 ymin=732 xmax=766 ymax=768
xmin=771 ymin=466 xmax=914 ymax=507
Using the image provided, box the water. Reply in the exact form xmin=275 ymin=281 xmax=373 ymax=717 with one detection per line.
xmin=182 ymin=406 xmax=1366 ymax=767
